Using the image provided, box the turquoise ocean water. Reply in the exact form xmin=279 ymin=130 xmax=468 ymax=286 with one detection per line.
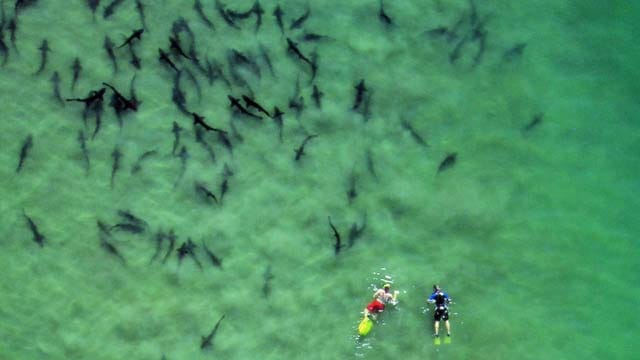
xmin=1 ymin=1 xmax=638 ymax=359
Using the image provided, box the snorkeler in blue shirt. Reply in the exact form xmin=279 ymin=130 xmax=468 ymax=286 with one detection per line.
xmin=427 ymin=285 xmax=451 ymax=338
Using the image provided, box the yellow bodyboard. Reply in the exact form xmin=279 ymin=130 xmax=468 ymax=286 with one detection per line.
xmin=358 ymin=317 xmax=373 ymax=336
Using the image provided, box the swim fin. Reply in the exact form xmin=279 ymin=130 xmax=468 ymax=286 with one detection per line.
xmin=444 ymin=336 xmax=451 ymax=345
xmin=434 ymin=337 xmax=441 ymax=346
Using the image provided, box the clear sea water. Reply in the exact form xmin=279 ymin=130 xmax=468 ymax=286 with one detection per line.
xmin=1 ymin=1 xmax=638 ymax=359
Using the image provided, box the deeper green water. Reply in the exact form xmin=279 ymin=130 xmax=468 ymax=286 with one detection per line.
xmin=1 ymin=1 xmax=638 ymax=359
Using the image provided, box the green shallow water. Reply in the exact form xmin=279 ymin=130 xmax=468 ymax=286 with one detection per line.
xmin=1 ymin=1 xmax=638 ymax=359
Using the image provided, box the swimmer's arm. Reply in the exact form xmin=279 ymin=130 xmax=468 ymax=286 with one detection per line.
xmin=443 ymin=292 xmax=452 ymax=303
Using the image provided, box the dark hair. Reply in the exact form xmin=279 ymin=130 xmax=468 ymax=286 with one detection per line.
xmin=433 ymin=284 xmax=440 ymax=292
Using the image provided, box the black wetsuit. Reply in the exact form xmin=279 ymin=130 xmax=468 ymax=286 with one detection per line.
xmin=429 ymin=291 xmax=450 ymax=321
